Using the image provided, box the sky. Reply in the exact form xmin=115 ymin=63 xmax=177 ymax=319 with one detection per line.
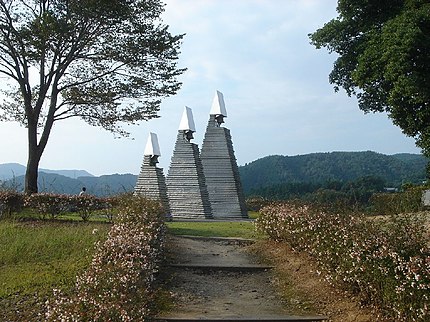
xmin=0 ymin=0 xmax=421 ymax=176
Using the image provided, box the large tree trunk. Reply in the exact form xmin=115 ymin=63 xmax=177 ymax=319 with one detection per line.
xmin=24 ymin=96 xmax=57 ymax=194
xmin=23 ymin=80 xmax=58 ymax=194
xmin=24 ymin=119 xmax=41 ymax=194
xmin=25 ymin=152 xmax=40 ymax=194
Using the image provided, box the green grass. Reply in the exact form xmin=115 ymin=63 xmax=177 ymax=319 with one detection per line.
xmin=0 ymin=220 xmax=110 ymax=298
xmin=56 ymin=212 xmax=111 ymax=222
xmin=13 ymin=208 xmax=111 ymax=222
xmin=166 ymin=220 xmax=262 ymax=239
xmin=248 ymin=211 xmax=260 ymax=219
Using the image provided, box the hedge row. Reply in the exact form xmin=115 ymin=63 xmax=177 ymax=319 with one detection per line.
xmin=45 ymin=195 xmax=166 ymax=321
xmin=247 ymin=184 xmax=430 ymax=215
xmin=370 ymin=188 xmax=424 ymax=215
xmin=0 ymin=191 xmax=24 ymax=216
xmin=255 ymin=202 xmax=430 ymax=321
xmin=0 ymin=191 xmax=119 ymax=221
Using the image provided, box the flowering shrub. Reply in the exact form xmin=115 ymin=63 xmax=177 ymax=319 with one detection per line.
xmin=69 ymin=195 xmax=106 ymax=221
xmin=45 ymin=195 xmax=166 ymax=321
xmin=255 ymin=202 xmax=430 ymax=321
xmin=98 ymin=196 xmax=119 ymax=223
xmin=0 ymin=191 xmax=24 ymax=217
xmin=24 ymin=193 xmax=71 ymax=219
xmin=18 ymin=193 xmax=108 ymax=221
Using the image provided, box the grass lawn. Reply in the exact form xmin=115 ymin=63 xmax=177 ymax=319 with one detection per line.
xmin=0 ymin=219 xmax=110 ymax=320
xmin=166 ymin=219 xmax=262 ymax=239
xmin=13 ymin=208 xmax=112 ymax=223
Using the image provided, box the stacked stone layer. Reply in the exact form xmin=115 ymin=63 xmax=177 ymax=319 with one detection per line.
xmin=134 ymin=156 xmax=171 ymax=215
xmin=167 ymin=131 xmax=213 ymax=219
xmin=200 ymin=116 xmax=248 ymax=219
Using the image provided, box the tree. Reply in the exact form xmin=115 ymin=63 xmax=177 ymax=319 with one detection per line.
xmin=309 ymin=0 xmax=430 ymax=155
xmin=0 ymin=0 xmax=185 ymax=194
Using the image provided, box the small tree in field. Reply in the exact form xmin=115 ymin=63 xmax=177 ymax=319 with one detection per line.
xmin=0 ymin=0 xmax=185 ymax=194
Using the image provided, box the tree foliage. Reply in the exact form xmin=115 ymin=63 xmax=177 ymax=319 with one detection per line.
xmin=239 ymin=151 xmax=427 ymax=192
xmin=309 ymin=0 xmax=430 ymax=154
xmin=247 ymin=175 xmax=386 ymax=207
xmin=0 ymin=0 xmax=185 ymax=193
xmin=240 ymin=152 xmax=429 ymax=209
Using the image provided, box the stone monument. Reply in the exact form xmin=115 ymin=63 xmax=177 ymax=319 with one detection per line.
xmin=166 ymin=106 xmax=213 ymax=219
xmin=200 ymin=91 xmax=248 ymax=219
xmin=134 ymin=132 xmax=171 ymax=216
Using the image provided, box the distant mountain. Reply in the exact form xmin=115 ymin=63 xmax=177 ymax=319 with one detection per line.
xmin=0 ymin=163 xmax=93 ymax=180
xmin=0 ymin=163 xmax=26 ymax=180
xmin=39 ymin=168 xmax=94 ymax=179
xmin=77 ymin=174 xmax=138 ymax=196
xmin=0 ymin=166 xmax=137 ymax=196
xmin=239 ymin=151 xmax=428 ymax=194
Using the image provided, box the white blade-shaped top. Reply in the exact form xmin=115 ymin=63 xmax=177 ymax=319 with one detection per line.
xmin=210 ymin=90 xmax=227 ymax=117
xmin=144 ymin=132 xmax=161 ymax=156
xmin=178 ymin=106 xmax=196 ymax=132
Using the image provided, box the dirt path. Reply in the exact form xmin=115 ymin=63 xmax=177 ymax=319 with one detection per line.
xmin=249 ymin=240 xmax=388 ymax=322
xmin=156 ymin=235 xmax=326 ymax=321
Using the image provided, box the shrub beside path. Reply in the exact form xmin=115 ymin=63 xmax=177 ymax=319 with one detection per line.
xmin=156 ymin=234 xmax=327 ymax=321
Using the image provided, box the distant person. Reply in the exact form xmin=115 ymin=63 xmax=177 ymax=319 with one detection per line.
xmin=79 ymin=187 xmax=87 ymax=196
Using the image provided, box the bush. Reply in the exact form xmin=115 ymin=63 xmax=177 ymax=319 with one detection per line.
xmin=22 ymin=193 xmax=111 ymax=221
xmin=98 ymin=196 xmax=121 ymax=223
xmin=245 ymin=196 xmax=271 ymax=211
xmin=255 ymin=202 xmax=430 ymax=321
xmin=69 ymin=195 xmax=106 ymax=221
xmin=370 ymin=189 xmax=423 ymax=215
xmin=0 ymin=191 xmax=24 ymax=218
xmin=45 ymin=195 xmax=166 ymax=321
xmin=24 ymin=193 xmax=71 ymax=219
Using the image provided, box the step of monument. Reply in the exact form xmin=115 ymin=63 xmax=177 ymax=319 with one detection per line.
xmin=170 ymin=215 xmax=214 ymax=219
xmin=168 ymin=263 xmax=274 ymax=272
xmin=155 ymin=316 xmax=327 ymax=322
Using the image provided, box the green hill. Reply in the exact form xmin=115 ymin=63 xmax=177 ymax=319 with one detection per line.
xmin=239 ymin=151 xmax=427 ymax=195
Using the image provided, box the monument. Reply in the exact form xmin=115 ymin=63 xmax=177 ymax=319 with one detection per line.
xmin=200 ymin=91 xmax=248 ymax=219
xmin=166 ymin=107 xmax=213 ymax=219
xmin=134 ymin=132 xmax=171 ymax=216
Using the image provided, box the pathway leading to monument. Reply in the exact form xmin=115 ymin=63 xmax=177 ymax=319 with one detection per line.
xmin=156 ymin=234 xmax=327 ymax=322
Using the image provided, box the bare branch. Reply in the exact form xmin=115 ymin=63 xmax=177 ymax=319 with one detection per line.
xmin=58 ymin=62 xmax=127 ymax=92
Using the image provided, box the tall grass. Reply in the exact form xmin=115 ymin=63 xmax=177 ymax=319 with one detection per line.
xmin=0 ymin=220 xmax=110 ymax=298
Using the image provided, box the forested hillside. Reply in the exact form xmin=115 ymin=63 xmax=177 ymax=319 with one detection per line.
xmin=239 ymin=151 xmax=427 ymax=196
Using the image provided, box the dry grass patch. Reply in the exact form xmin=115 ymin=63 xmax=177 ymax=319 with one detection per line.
xmin=249 ymin=240 xmax=388 ymax=322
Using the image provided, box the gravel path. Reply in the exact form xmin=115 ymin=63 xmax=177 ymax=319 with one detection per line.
xmin=157 ymin=235 xmax=326 ymax=321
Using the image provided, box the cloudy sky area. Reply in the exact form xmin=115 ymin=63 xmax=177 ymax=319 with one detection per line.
xmin=0 ymin=0 xmax=421 ymax=176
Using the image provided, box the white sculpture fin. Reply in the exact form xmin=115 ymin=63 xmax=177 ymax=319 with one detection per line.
xmin=144 ymin=132 xmax=161 ymax=156
xmin=178 ymin=106 xmax=196 ymax=132
xmin=210 ymin=90 xmax=227 ymax=117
